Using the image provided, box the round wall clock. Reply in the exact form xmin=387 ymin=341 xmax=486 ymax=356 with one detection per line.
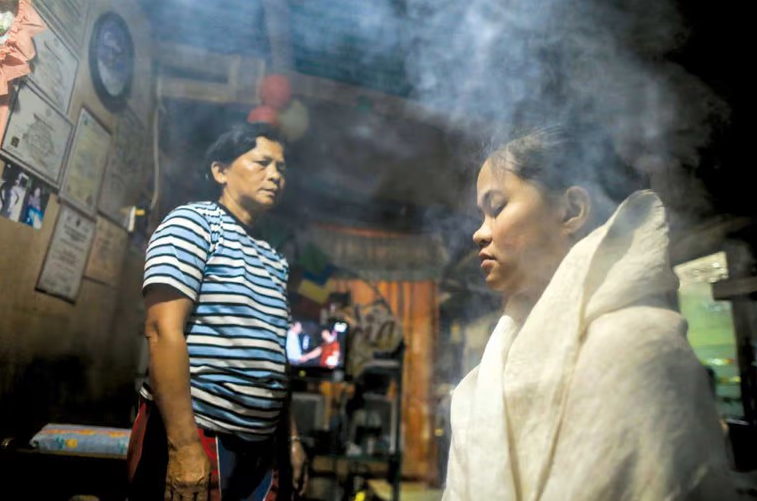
xmin=89 ymin=12 xmax=134 ymax=112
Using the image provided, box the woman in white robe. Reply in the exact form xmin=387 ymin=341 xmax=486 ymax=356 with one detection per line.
xmin=443 ymin=124 xmax=736 ymax=501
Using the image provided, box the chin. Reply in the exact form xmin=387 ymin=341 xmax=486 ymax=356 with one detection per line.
xmin=258 ymin=196 xmax=278 ymax=209
xmin=485 ymin=272 xmax=517 ymax=295
xmin=484 ymin=273 xmax=503 ymax=291
xmin=244 ymin=198 xmax=274 ymax=214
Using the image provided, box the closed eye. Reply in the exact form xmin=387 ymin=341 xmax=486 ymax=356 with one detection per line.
xmin=481 ymin=191 xmax=507 ymax=217
xmin=490 ymin=202 xmax=506 ymax=216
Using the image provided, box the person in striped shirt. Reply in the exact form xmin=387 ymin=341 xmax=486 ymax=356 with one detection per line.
xmin=127 ymin=122 xmax=307 ymax=501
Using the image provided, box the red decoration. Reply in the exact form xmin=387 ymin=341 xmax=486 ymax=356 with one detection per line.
xmin=246 ymin=105 xmax=279 ymax=126
xmin=259 ymin=74 xmax=291 ymax=110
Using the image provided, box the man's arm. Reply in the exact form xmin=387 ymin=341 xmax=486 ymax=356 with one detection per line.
xmin=298 ymin=346 xmax=322 ymax=363
xmin=140 ymin=205 xmax=214 ymax=499
xmin=144 ymin=285 xmax=212 ymax=499
xmin=144 ymin=285 xmax=199 ymax=448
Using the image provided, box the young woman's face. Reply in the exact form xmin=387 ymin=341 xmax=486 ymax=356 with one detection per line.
xmin=473 ymin=157 xmax=572 ymax=300
xmin=214 ymin=137 xmax=286 ymax=214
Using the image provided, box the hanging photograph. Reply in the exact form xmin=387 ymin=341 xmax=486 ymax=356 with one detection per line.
xmin=0 ymin=161 xmax=29 ymax=223
xmin=60 ymin=107 xmax=112 ymax=216
xmin=0 ymin=83 xmax=74 ymax=187
xmin=84 ymin=216 xmax=128 ymax=286
xmin=98 ymin=107 xmax=144 ymax=228
xmin=0 ymin=161 xmax=52 ymax=230
xmin=34 ymin=0 xmax=89 ymax=50
xmin=28 ymin=23 xmax=80 ymax=113
xmin=36 ymin=203 xmax=96 ymax=303
xmin=89 ymin=12 xmax=135 ymax=112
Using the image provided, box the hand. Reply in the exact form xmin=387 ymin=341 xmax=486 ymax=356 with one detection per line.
xmin=291 ymin=439 xmax=309 ymax=497
xmin=165 ymin=441 xmax=212 ymax=501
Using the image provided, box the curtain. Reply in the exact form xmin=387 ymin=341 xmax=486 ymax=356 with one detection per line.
xmin=1 ymin=0 xmax=46 ymax=138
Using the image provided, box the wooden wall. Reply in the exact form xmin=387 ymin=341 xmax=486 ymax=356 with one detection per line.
xmin=0 ymin=0 xmax=154 ymax=436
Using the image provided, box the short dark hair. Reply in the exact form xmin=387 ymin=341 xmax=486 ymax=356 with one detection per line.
xmin=487 ymin=122 xmax=647 ymax=225
xmin=203 ymin=122 xmax=286 ymax=190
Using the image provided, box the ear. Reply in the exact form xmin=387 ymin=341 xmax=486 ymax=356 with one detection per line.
xmin=561 ymin=186 xmax=591 ymax=236
xmin=210 ymin=161 xmax=229 ymax=185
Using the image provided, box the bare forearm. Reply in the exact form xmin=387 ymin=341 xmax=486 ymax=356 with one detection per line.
xmin=147 ymin=325 xmax=199 ymax=448
xmin=300 ymin=347 xmax=321 ymax=362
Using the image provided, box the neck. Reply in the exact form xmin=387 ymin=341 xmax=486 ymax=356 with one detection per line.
xmin=218 ymin=193 xmax=256 ymax=226
xmin=503 ymin=294 xmax=534 ymax=327
xmin=502 ymin=278 xmax=551 ymax=326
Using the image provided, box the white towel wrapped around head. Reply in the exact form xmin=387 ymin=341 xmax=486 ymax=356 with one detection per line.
xmin=444 ymin=191 xmax=736 ymax=501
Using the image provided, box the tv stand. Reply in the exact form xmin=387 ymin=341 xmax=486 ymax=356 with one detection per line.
xmin=291 ymin=346 xmax=404 ymax=501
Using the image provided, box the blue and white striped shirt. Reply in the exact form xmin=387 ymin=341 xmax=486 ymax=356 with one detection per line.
xmin=141 ymin=202 xmax=290 ymax=441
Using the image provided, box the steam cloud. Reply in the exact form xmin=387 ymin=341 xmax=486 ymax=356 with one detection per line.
xmin=404 ymin=0 xmax=726 ymax=171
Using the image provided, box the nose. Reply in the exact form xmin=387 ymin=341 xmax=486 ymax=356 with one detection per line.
xmin=268 ymin=164 xmax=284 ymax=186
xmin=473 ymin=221 xmax=491 ymax=248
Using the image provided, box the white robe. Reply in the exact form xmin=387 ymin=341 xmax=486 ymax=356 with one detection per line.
xmin=443 ymin=191 xmax=736 ymax=501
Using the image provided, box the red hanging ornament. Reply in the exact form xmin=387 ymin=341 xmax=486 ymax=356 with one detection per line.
xmin=259 ymin=74 xmax=291 ymax=110
xmin=247 ymin=105 xmax=279 ymax=126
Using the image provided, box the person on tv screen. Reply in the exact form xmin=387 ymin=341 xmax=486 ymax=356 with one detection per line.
xmin=298 ymin=326 xmax=341 ymax=368
xmin=286 ymin=321 xmax=304 ymax=362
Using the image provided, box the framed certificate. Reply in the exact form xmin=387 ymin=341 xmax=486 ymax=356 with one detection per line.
xmin=28 ymin=23 xmax=80 ymax=113
xmin=60 ymin=108 xmax=112 ymax=216
xmin=0 ymin=84 xmax=74 ymax=188
xmin=34 ymin=0 xmax=90 ymax=50
xmin=85 ymin=216 xmax=128 ymax=286
xmin=98 ymin=108 xmax=145 ymax=228
xmin=36 ymin=203 xmax=96 ymax=303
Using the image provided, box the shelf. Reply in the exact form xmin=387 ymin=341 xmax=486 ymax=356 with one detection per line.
xmin=314 ymin=453 xmax=398 ymax=464
xmin=311 ymin=454 xmax=393 ymax=476
xmin=361 ymin=360 xmax=402 ymax=374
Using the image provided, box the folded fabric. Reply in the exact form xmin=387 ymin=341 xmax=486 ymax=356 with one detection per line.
xmin=1 ymin=0 xmax=47 ymax=96
xmin=297 ymin=278 xmax=331 ymax=304
xmin=30 ymin=423 xmax=131 ymax=458
xmin=297 ymin=242 xmax=331 ymax=276
xmin=302 ymin=266 xmax=335 ymax=287
xmin=444 ymin=191 xmax=737 ymax=501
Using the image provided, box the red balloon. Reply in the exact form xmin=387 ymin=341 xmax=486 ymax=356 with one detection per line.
xmin=259 ymin=74 xmax=292 ymax=109
xmin=247 ymin=105 xmax=279 ymax=126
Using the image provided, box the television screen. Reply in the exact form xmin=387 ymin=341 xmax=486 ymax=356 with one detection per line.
xmin=286 ymin=317 xmax=348 ymax=370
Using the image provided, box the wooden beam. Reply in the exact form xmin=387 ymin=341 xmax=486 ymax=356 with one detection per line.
xmin=160 ymin=78 xmax=257 ymax=105
xmin=153 ymin=42 xmax=233 ymax=79
xmin=669 ymin=216 xmax=751 ymax=265
xmin=155 ymin=42 xmax=265 ymax=106
xmin=713 ymin=277 xmax=757 ymax=300
xmin=284 ymin=70 xmax=464 ymax=129
xmin=151 ymin=42 xmax=490 ymax=131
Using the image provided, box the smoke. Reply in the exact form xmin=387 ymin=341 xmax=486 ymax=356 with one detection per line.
xmin=153 ymin=0 xmax=729 ymax=274
xmin=401 ymin=0 xmax=730 ymax=310
xmin=404 ymin=0 xmax=725 ymax=166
